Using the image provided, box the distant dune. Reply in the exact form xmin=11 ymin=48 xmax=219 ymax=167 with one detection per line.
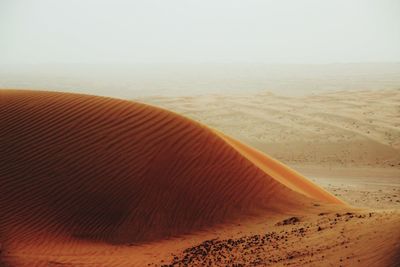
xmin=140 ymin=89 xmax=400 ymax=169
xmin=1 ymin=90 xmax=399 ymax=266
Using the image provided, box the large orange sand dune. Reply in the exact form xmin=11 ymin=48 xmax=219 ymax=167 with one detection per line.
xmin=0 ymin=90 xmax=346 ymax=265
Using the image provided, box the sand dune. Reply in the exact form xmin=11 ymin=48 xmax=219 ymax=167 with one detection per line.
xmin=0 ymin=90 xmax=350 ymax=266
xmin=1 ymin=90 xmax=399 ymax=266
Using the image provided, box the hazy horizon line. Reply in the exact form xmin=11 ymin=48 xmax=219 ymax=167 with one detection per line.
xmin=1 ymin=61 xmax=400 ymax=67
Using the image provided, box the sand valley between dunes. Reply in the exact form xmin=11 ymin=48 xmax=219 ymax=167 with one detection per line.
xmin=1 ymin=89 xmax=399 ymax=266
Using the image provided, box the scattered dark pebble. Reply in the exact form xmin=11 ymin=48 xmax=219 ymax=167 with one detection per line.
xmin=276 ymin=217 xmax=300 ymax=226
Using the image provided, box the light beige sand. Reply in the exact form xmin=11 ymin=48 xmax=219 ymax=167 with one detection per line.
xmin=295 ymin=165 xmax=400 ymax=209
xmin=140 ymin=89 xmax=400 ymax=169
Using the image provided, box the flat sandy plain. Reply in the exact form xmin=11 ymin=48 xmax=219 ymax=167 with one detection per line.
xmin=0 ymin=89 xmax=399 ymax=266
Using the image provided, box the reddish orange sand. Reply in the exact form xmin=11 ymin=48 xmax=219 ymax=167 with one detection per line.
xmin=1 ymin=90 xmax=398 ymax=266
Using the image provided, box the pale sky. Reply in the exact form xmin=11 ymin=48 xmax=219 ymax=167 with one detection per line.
xmin=0 ymin=0 xmax=399 ymax=64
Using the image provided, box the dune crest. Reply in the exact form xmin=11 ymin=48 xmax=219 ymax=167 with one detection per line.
xmin=216 ymin=131 xmax=344 ymax=204
xmin=0 ymin=90 xmax=342 ymax=248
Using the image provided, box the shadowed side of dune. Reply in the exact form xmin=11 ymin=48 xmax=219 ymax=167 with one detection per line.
xmin=0 ymin=90 xmax=341 ymax=246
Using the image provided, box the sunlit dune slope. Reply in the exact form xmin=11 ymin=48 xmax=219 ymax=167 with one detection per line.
xmin=216 ymin=132 xmax=343 ymax=204
xmin=0 ymin=90 xmax=343 ymax=245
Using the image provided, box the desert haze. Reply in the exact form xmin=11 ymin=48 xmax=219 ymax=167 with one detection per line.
xmin=1 ymin=63 xmax=400 ymax=98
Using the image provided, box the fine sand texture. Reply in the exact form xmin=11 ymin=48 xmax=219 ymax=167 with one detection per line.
xmin=1 ymin=90 xmax=399 ymax=266
xmin=140 ymin=89 xmax=400 ymax=168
